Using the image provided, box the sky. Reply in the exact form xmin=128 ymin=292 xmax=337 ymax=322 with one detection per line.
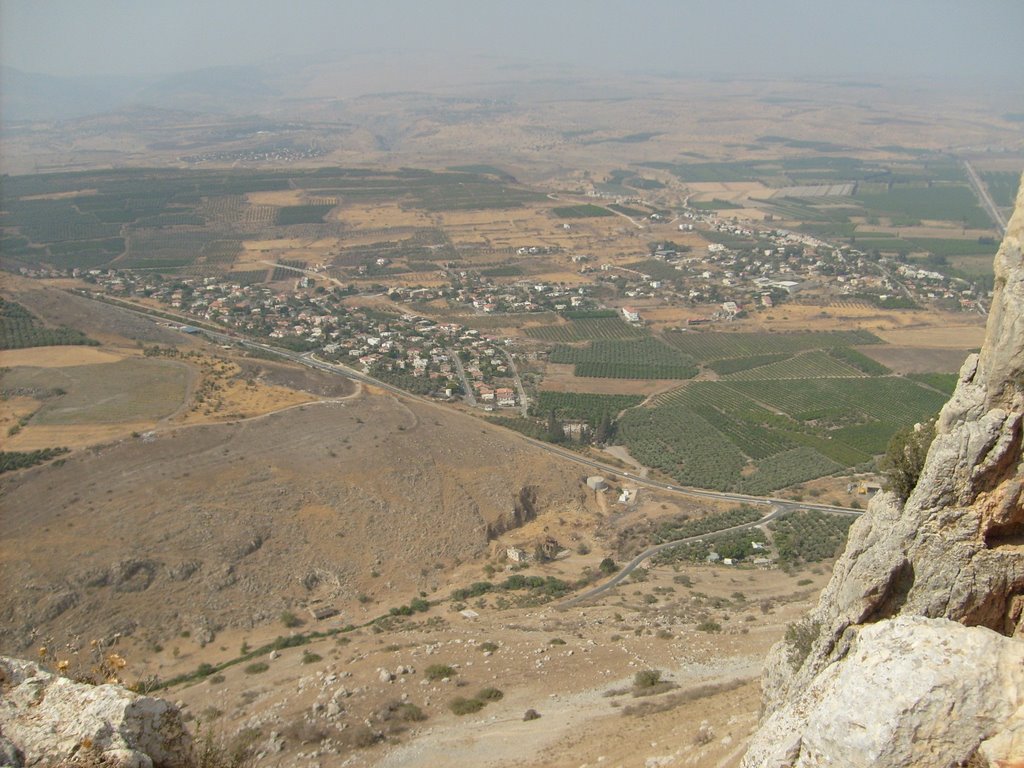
xmin=1 ymin=0 xmax=1022 ymax=85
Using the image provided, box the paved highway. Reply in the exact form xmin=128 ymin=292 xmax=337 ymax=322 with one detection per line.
xmin=77 ymin=292 xmax=865 ymax=516
xmin=963 ymin=159 xmax=1007 ymax=235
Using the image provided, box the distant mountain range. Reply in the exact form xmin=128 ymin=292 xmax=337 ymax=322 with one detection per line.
xmin=1 ymin=64 xmax=280 ymax=122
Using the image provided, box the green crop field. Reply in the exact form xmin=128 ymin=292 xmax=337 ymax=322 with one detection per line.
xmin=551 ymin=204 xmax=615 ymax=218
xmin=0 ymin=167 xmax=545 ymax=276
xmin=549 ymin=338 xmax=698 ymax=379
xmin=526 ymin=317 xmax=645 ymax=342
xmin=617 ymin=372 xmax=946 ymax=493
xmin=768 ymin=510 xmax=855 ymax=565
xmin=0 ymin=299 xmax=99 ymax=350
xmin=907 ymin=372 xmax=958 ymax=395
xmin=277 ymin=204 xmax=334 ymax=225
xmin=854 ymin=184 xmax=991 ymax=228
xmin=662 ymin=330 xmax=881 ymax=361
xmin=2 ymin=358 xmax=190 ymax=425
xmin=905 ymin=237 xmax=999 ymax=258
xmin=531 ymin=392 xmax=644 ymax=424
xmin=981 ymin=171 xmax=1021 ymax=207
xmin=690 ymin=199 xmax=743 ymax=210
xmin=721 ymin=350 xmax=866 ymax=380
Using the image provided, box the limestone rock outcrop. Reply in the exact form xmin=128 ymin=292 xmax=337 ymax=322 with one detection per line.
xmin=0 ymin=657 xmax=191 ymax=767
xmin=745 ymin=616 xmax=1024 ymax=767
xmin=743 ymin=174 xmax=1024 ymax=767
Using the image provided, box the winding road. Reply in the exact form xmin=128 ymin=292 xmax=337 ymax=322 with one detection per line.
xmin=558 ymin=506 xmax=791 ymax=609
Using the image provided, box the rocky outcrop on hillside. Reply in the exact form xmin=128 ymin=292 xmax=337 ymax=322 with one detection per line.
xmin=743 ymin=175 xmax=1024 ymax=767
xmin=0 ymin=656 xmax=191 ymax=767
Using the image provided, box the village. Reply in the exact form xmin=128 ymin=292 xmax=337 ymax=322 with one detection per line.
xmin=12 ymin=196 xmax=991 ymax=421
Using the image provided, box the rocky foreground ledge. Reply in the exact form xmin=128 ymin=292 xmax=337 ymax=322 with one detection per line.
xmin=742 ymin=176 xmax=1024 ymax=768
xmin=0 ymin=656 xmax=191 ymax=768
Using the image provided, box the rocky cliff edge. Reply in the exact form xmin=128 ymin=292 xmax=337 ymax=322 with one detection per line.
xmin=743 ymin=174 xmax=1024 ymax=768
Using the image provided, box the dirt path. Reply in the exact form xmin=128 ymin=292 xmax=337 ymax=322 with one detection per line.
xmin=373 ymin=659 xmax=761 ymax=768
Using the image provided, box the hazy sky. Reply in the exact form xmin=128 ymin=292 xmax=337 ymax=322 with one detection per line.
xmin=2 ymin=0 xmax=1021 ymax=85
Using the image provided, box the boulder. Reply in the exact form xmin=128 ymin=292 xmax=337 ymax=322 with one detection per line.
xmin=0 ymin=657 xmax=191 ymax=767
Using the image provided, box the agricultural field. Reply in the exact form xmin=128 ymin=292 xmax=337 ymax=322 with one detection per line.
xmin=530 ymin=392 xmax=644 ymax=424
xmin=0 ymin=167 xmax=545 ymax=276
xmin=525 ymin=316 xmax=645 ymax=342
xmin=662 ymin=330 xmax=881 ymax=361
xmin=854 ymin=184 xmax=990 ymax=228
xmin=550 ymin=204 xmax=615 ymax=218
xmin=0 ymin=298 xmax=99 ymax=350
xmin=982 ymin=171 xmax=1022 ymax=208
xmin=721 ymin=350 xmax=866 ymax=381
xmin=548 ymin=338 xmax=698 ymax=380
xmin=768 ymin=510 xmax=856 ymax=566
xmin=616 ymin=372 xmax=947 ymax=494
xmin=1 ymin=358 xmax=190 ymax=425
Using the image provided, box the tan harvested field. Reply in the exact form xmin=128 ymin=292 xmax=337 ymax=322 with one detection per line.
xmin=335 ymin=203 xmax=435 ymax=230
xmin=858 ymin=345 xmax=972 ymax=374
xmin=0 ymin=346 xmax=125 ymax=367
xmin=241 ymin=237 xmax=323 ymax=251
xmin=541 ymin=364 xmax=687 ymax=396
xmin=245 ymin=190 xmax=308 ymax=206
xmin=877 ymin=324 xmax=986 ymax=348
xmin=5 ymin=422 xmax=159 ymax=451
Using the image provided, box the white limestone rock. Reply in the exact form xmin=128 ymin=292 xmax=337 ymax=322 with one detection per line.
xmin=0 ymin=657 xmax=191 ymax=767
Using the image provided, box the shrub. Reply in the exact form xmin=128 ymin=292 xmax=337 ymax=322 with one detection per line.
xmin=879 ymin=420 xmax=936 ymax=501
xmin=301 ymin=650 xmax=322 ymax=664
xmin=523 ymin=708 xmax=541 ymax=721
xmin=478 ymin=641 xmax=499 ymax=653
xmin=449 ymin=697 xmax=485 ymax=715
xmin=243 ymin=662 xmax=269 ymax=675
xmin=633 ymin=669 xmax=662 ymax=689
xmin=425 ymin=664 xmax=456 ymax=681
xmin=396 ymin=703 xmax=427 ymax=722
xmin=409 ymin=597 xmax=431 ymax=613
xmin=280 ymin=611 xmax=302 ymax=628
xmin=477 ymin=687 xmax=504 ymax=701
xmin=785 ymin=619 xmax=821 ymax=670
xmin=696 ymin=620 xmax=722 ymax=633
xmin=599 ymin=557 xmax=617 ymax=575
xmin=548 ymin=637 xmax=566 ymax=646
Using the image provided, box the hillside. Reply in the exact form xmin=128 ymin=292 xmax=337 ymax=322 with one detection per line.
xmin=0 ymin=382 xmax=594 ymax=656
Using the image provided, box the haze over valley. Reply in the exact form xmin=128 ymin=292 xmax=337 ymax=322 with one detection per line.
xmin=1 ymin=2 xmax=1022 ymax=766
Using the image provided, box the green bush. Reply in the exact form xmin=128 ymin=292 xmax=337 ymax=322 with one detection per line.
xmin=785 ymin=619 xmax=821 ymax=670
xmin=425 ymin=664 xmax=456 ymax=681
xmin=477 ymin=687 xmax=504 ymax=701
xmin=879 ymin=421 xmax=936 ymax=501
xmin=449 ymin=697 xmax=485 ymax=715
xmin=243 ymin=662 xmax=269 ymax=675
xmin=633 ymin=669 xmax=662 ymax=689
